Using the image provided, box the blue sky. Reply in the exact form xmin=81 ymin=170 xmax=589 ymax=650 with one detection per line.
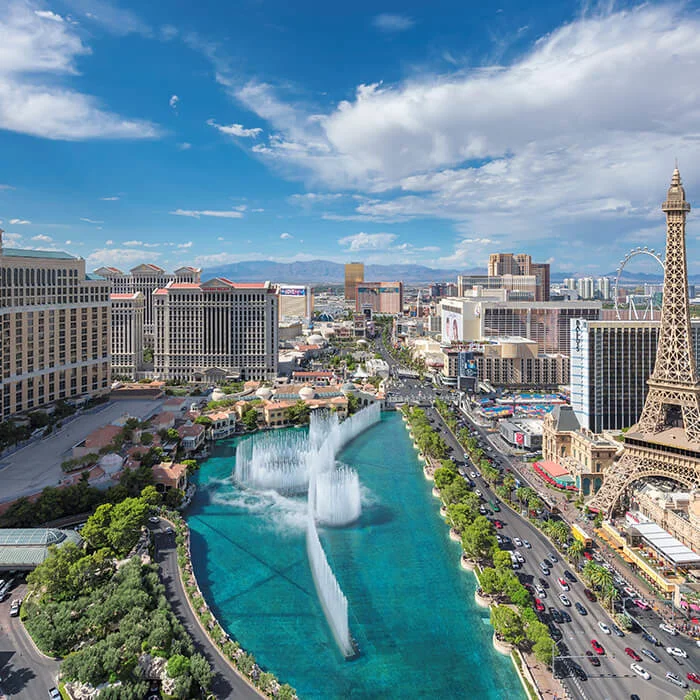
xmin=0 ymin=0 xmax=699 ymax=276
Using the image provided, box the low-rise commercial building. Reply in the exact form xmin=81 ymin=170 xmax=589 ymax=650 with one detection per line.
xmin=500 ymin=418 xmax=543 ymax=449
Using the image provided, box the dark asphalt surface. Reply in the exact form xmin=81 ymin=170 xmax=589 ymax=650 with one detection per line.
xmin=0 ymin=582 xmax=59 ymax=700
xmin=152 ymin=523 xmax=263 ymax=700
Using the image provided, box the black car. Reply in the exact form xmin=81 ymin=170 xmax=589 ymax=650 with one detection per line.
xmin=564 ymin=570 xmax=577 ymax=583
xmin=549 ymin=607 xmax=563 ymax=624
xmin=548 ymin=623 xmax=563 ymax=641
xmin=538 ymin=577 xmax=550 ymax=589
xmin=559 ymin=609 xmax=572 ymax=623
xmin=571 ymin=663 xmax=587 ymax=682
xmin=642 ymin=630 xmax=660 ymax=646
xmin=542 ymin=558 xmax=552 ymax=568
xmin=575 ymin=602 xmax=587 ymax=616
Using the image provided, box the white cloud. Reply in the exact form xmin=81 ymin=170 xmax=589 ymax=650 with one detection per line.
xmin=169 ymin=94 xmax=179 ymax=110
xmin=105 ymin=239 xmax=113 ymax=245
xmin=0 ymin=2 xmax=160 ymax=140
xmin=9 ymin=218 xmax=30 ymax=224
xmin=251 ymin=207 xmax=264 ymax=212
xmin=177 ymin=142 xmax=191 ymax=150
xmin=170 ymin=208 xmax=245 ymax=219
xmin=34 ymin=10 xmax=63 ymax=22
xmin=31 ymin=234 xmax=52 ymax=242
xmin=280 ymin=232 xmax=293 ymax=239
xmin=87 ymin=247 xmax=162 ymax=268
xmin=0 ymin=184 xmax=14 ymax=190
xmin=225 ymin=5 xmax=700 ymax=264
xmin=207 ymin=119 xmax=263 ymax=138
xmin=338 ymin=232 xmax=397 ymax=251
xmin=100 ymin=196 xmax=119 ymax=201
xmin=3 ymin=232 xmax=22 ymax=245
xmin=59 ymin=0 xmax=151 ymax=36
xmin=65 ymin=239 xmax=72 ymax=244
xmin=177 ymin=241 xmax=193 ymax=248
xmin=80 ymin=217 xmax=103 ymax=224
xmin=217 ymin=236 xmax=225 ymax=241
xmin=372 ymin=13 xmax=415 ymax=33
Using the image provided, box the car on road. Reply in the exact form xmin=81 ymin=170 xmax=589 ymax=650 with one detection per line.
xmin=575 ymin=602 xmax=587 ymax=616
xmin=630 ymin=663 xmax=650 ymax=680
xmin=523 ymin=540 xmax=531 ymax=549
xmin=559 ymin=594 xmax=571 ymax=607
xmin=642 ymin=630 xmax=661 ymax=646
xmin=624 ymin=586 xmax=636 ymax=597
xmin=469 ymin=471 xmax=477 ymax=479
xmin=563 ymin=570 xmax=577 ymax=583
xmin=591 ymin=639 xmax=605 ymax=655
xmin=549 ymin=607 xmax=562 ymax=623
xmin=549 ymin=552 xmax=559 ymax=563
xmin=548 ymin=623 xmax=563 ymax=641
xmin=611 ymin=623 xmax=625 ymax=637
xmin=598 ymin=621 xmax=611 ymax=635
xmin=641 ymin=648 xmax=660 ymax=663
xmin=535 ymin=585 xmax=547 ymax=599
xmin=634 ymin=599 xmax=650 ymax=610
xmin=534 ymin=598 xmax=545 ymax=613
xmin=538 ymin=577 xmax=549 ymax=589
xmin=666 ymin=646 xmax=688 ymax=658
xmin=542 ymin=558 xmax=552 ymax=568
xmin=583 ymin=588 xmax=597 ymax=602
xmin=557 ymin=577 xmax=569 ymax=591
xmin=666 ymin=672 xmax=688 ymax=688
xmin=515 ymin=551 xmax=525 ymax=564
xmin=585 ymin=650 xmax=600 ymax=666
xmin=539 ymin=563 xmax=550 ymax=576
xmin=513 ymin=537 xmax=523 ymax=547
xmin=475 ymin=489 xmax=483 ymax=498
xmin=479 ymin=506 xmax=487 ymax=516
xmin=48 ymin=689 xmax=61 ymax=700
xmin=660 ymin=622 xmax=679 ymax=636
xmin=625 ymin=647 xmax=641 ymax=661
xmin=687 ymin=672 xmax=700 ymax=685
xmin=9 ymin=600 xmax=20 ymax=617
xmin=571 ymin=664 xmax=587 ymax=682
xmin=559 ymin=609 xmax=571 ymax=623
xmin=164 ymin=527 xmax=174 ymax=534
xmin=148 ymin=516 xmax=160 ymax=524
xmin=494 ymin=520 xmax=503 ymax=529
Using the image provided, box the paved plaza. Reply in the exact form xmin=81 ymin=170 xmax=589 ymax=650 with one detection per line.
xmin=0 ymin=398 xmax=165 ymax=503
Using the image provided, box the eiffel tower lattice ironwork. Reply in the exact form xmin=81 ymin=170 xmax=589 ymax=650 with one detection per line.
xmin=590 ymin=168 xmax=700 ymax=515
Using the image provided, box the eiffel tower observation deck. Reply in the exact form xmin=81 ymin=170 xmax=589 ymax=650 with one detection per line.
xmin=590 ymin=168 xmax=700 ymax=515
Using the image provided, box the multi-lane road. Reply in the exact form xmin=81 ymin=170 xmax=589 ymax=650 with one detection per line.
xmin=425 ymin=402 xmax=698 ymax=700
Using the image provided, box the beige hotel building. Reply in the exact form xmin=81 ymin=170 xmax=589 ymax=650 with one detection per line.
xmin=152 ymin=277 xmax=279 ymax=382
xmin=0 ymin=232 xmax=111 ymax=419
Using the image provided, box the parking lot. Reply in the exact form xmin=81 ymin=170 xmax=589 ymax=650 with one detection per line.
xmin=0 ymin=398 xmax=165 ymax=504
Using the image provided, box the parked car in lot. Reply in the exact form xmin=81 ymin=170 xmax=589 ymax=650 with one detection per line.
xmin=598 ymin=621 xmax=611 ymax=635
xmin=659 ymin=622 xmax=678 ymax=636
xmin=625 ymin=647 xmax=641 ymax=661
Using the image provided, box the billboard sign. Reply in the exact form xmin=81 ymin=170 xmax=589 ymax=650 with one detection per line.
xmin=279 ymin=286 xmax=307 ymax=296
xmin=442 ymin=310 xmax=463 ymax=342
xmin=458 ymin=352 xmax=478 ymax=378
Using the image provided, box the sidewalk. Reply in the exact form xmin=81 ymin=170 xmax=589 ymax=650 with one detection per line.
xmin=523 ymin=652 xmax=567 ymax=700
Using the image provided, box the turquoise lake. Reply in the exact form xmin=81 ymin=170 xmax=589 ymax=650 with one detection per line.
xmin=188 ymin=411 xmax=525 ymax=699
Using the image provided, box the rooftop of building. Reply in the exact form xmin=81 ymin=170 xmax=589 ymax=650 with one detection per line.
xmin=110 ymin=292 xmax=142 ymax=300
xmin=1 ymin=247 xmax=77 ymax=260
xmin=0 ymin=528 xmax=83 ymax=569
xmin=626 ymin=426 xmax=700 ymax=454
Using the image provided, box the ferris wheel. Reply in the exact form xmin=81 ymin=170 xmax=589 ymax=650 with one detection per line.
xmin=614 ymin=246 xmax=666 ymax=320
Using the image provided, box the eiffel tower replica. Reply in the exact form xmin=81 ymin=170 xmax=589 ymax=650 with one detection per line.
xmin=590 ymin=167 xmax=700 ymax=515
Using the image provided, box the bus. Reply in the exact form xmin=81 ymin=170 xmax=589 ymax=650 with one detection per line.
xmin=572 ymin=523 xmax=593 ymax=548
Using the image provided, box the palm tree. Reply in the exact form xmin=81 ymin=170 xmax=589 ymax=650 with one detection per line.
xmin=684 ymin=690 xmax=700 ymax=700
xmin=568 ymin=539 xmax=585 ymax=565
xmin=582 ymin=560 xmax=601 ymax=587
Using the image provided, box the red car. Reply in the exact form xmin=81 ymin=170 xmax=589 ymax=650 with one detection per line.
xmin=583 ymin=588 xmax=597 ymax=602
xmin=494 ymin=520 xmax=503 ymax=529
xmin=688 ymin=672 xmax=700 ymax=685
xmin=583 ymin=551 xmax=593 ymax=561
xmin=625 ymin=647 xmax=641 ymax=661
xmin=534 ymin=598 xmax=545 ymax=612
xmin=585 ymin=650 xmax=600 ymax=667
xmin=591 ymin=639 xmax=605 ymax=655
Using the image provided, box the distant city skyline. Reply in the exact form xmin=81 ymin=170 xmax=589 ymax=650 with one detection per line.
xmin=3 ymin=1 xmax=700 ymax=274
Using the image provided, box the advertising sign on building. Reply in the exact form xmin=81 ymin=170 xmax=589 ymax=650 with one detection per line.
xmin=515 ymin=432 xmax=525 ymax=446
xmin=279 ymin=286 xmax=307 ymax=296
xmin=442 ymin=310 xmax=463 ymax=342
xmin=458 ymin=352 xmax=478 ymax=378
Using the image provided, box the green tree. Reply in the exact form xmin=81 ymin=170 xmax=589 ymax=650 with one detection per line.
xmin=189 ymin=652 xmax=213 ymax=692
xmin=684 ymin=691 xmax=700 ymax=700
xmin=140 ymin=485 xmax=162 ymax=507
xmin=167 ymin=654 xmax=191 ymax=678
xmin=107 ymin=497 xmax=148 ymax=556
xmin=242 ymin=406 xmax=259 ymax=430
xmin=434 ymin=467 xmax=457 ymax=490
xmin=461 ymin=516 xmax=497 ymax=563
xmin=140 ymin=431 xmax=154 ymax=445
xmin=568 ymin=539 xmax=585 ymax=564
xmin=27 ymin=542 xmax=85 ymax=601
xmin=491 ymin=605 xmax=526 ymax=646
xmin=445 ymin=502 xmax=476 ymax=533
xmin=81 ymin=503 xmax=114 ymax=551
xmin=440 ymin=478 xmax=471 ymax=505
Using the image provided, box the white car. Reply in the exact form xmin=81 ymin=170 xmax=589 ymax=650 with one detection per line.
xmin=557 ymin=578 xmax=569 ymax=591
xmin=515 ymin=551 xmax=525 ymax=564
xmin=469 ymin=472 xmax=477 ymax=479
xmin=659 ymin=622 xmax=678 ymax=636
xmin=513 ymin=537 xmax=523 ymax=547
xmin=598 ymin=621 xmax=611 ymax=635
xmin=666 ymin=646 xmax=687 ymax=658
xmin=559 ymin=594 xmax=571 ymax=607
xmin=623 ymin=586 xmax=636 ymax=597
xmin=630 ymin=663 xmax=650 ymax=680
xmin=535 ymin=586 xmax=546 ymax=599
xmin=523 ymin=540 xmax=531 ymax=549
xmin=475 ymin=489 xmax=483 ymax=498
